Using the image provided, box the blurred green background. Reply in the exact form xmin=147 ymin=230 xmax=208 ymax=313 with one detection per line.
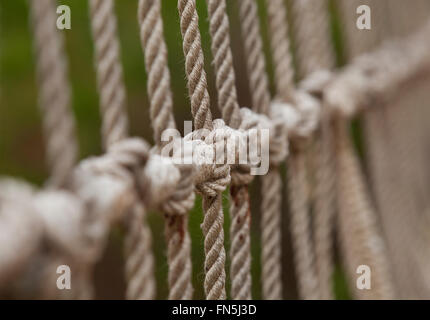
xmin=0 ymin=0 xmax=351 ymax=299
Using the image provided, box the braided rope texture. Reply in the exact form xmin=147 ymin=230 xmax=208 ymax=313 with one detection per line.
xmin=30 ymin=0 xmax=78 ymax=188
xmin=178 ymin=0 xmax=213 ymax=131
xmin=178 ymin=0 xmax=227 ymax=300
xmin=89 ymin=0 xmax=155 ymax=300
xmin=238 ymin=0 xmax=283 ymax=300
xmin=206 ymin=0 xmax=252 ymax=300
xmin=138 ymin=0 xmax=194 ymax=300
xmin=138 ymin=0 xmax=176 ymax=143
xmin=89 ymin=0 xmax=129 ymax=148
xmin=264 ymin=0 xmax=295 ymax=102
xmin=290 ymin=0 xmax=336 ymax=299
xmin=238 ymin=0 xmax=271 ymax=115
xmin=334 ymin=120 xmax=394 ymax=299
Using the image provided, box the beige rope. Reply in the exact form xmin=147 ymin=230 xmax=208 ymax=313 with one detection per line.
xmin=206 ymin=0 xmax=252 ymax=300
xmin=292 ymin=0 xmax=337 ymax=300
xmin=89 ymin=0 xmax=156 ymax=300
xmin=138 ymin=0 xmax=194 ymax=300
xmin=178 ymin=0 xmax=227 ymax=300
xmin=238 ymin=0 xmax=283 ymax=300
xmin=301 ymin=0 xmax=394 ymax=299
xmin=264 ymin=0 xmax=295 ymax=103
xmin=333 ymin=119 xmax=394 ymax=299
xmin=89 ymin=0 xmax=129 ymax=148
xmin=29 ymin=0 xmax=78 ymax=188
xmin=341 ymin=0 xmax=430 ymax=298
xmin=178 ymin=0 xmax=213 ymax=131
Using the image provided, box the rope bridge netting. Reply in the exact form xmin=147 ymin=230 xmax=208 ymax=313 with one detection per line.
xmin=1 ymin=0 xmax=430 ymax=300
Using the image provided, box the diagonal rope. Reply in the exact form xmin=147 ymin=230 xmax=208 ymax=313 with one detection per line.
xmin=138 ymin=0 xmax=193 ymax=300
xmin=238 ymin=0 xmax=283 ymax=300
xmin=29 ymin=0 xmax=78 ymax=189
xmin=89 ymin=0 xmax=156 ymax=300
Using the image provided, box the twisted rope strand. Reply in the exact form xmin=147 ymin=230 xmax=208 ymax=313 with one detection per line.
xmin=264 ymin=0 xmax=295 ymax=102
xmin=238 ymin=0 xmax=283 ymax=300
xmin=138 ymin=0 xmax=194 ymax=300
xmin=138 ymin=0 xmax=176 ymax=143
xmin=294 ymin=0 xmax=394 ymax=299
xmin=238 ymin=0 xmax=271 ymax=115
xmin=287 ymin=148 xmax=320 ymax=299
xmin=29 ymin=0 xmax=78 ymax=188
xmin=206 ymin=0 xmax=252 ymax=300
xmin=334 ymin=119 xmax=394 ymax=299
xmin=206 ymin=0 xmax=241 ymax=129
xmin=178 ymin=0 xmax=226 ymax=300
xmin=178 ymin=0 xmax=213 ymax=131
xmin=89 ymin=0 xmax=156 ymax=300
xmin=89 ymin=0 xmax=129 ymax=148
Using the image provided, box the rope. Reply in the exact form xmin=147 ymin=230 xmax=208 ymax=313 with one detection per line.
xmin=264 ymin=0 xmax=295 ymax=103
xmin=29 ymin=0 xmax=78 ymax=188
xmin=298 ymin=0 xmax=394 ymax=299
xmin=178 ymin=0 xmax=227 ymax=300
xmin=340 ymin=0 xmax=429 ymax=298
xmin=238 ymin=0 xmax=283 ymax=300
xmin=206 ymin=0 xmax=252 ymax=300
xmin=178 ymin=0 xmax=213 ymax=131
xmin=292 ymin=0 xmax=337 ymax=300
xmin=333 ymin=119 xmax=394 ymax=299
xmin=89 ymin=0 xmax=156 ymax=300
xmin=138 ymin=0 xmax=194 ymax=300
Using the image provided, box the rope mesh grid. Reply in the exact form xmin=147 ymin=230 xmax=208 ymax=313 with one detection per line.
xmin=0 ymin=0 xmax=430 ymax=300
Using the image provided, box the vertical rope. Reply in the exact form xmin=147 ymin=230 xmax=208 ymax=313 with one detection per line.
xmin=89 ymin=0 xmax=128 ymax=148
xmin=178 ymin=0 xmax=227 ymax=300
xmin=292 ymin=0 xmax=394 ymax=299
xmin=238 ymin=0 xmax=283 ymax=300
xmin=138 ymin=0 xmax=175 ymax=144
xmin=29 ymin=0 xmax=78 ymax=189
xmin=291 ymin=0 xmax=334 ymax=77
xmin=333 ymin=119 xmax=394 ymax=299
xmin=264 ymin=0 xmax=295 ymax=103
xmin=265 ymin=0 xmax=332 ymax=300
xmin=291 ymin=0 xmax=336 ymax=300
xmin=138 ymin=0 xmax=193 ymax=300
xmin=238 ymin=0 xmax=270 ymax=115
xmin=206 ymin=0 xmax=252 ymax=300
xmin=29 ymin=0 xmax=83 ymax=299
xmin=178 ymin=0 xmax=213 ymax=131
xmin=89 ymin=0 xmax=156 ymax=300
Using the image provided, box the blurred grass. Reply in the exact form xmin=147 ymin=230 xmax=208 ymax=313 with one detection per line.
xmin=0 ymin=0 xmax=351 ymax=299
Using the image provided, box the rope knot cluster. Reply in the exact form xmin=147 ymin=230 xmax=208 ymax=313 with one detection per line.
xmin=239 ymin=107 xmax=288 ymax=167
xmin=186 ymin=122 xmax=231 ymax=198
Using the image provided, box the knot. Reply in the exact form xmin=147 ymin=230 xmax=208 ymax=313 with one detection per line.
xmin=32 ymin=191 xmax=97 ymax=263
xmin=143 ymin=154 xmax=181 ymax=209
xmin=300 ymin=69 xmax=333 ymax=97
xmin=272 ymin=90 xmax=321 ymax=139
xmin=161 ymin=162 xmax=195 ymax=217
xmin=185 ymin=122 xmax=231 ymax=198
xmin=240 ymin=107 xmax=288 ymax=166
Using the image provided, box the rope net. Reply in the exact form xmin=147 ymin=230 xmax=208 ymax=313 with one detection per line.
xmin=1 ymin=0 xmax=430 ymax=300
